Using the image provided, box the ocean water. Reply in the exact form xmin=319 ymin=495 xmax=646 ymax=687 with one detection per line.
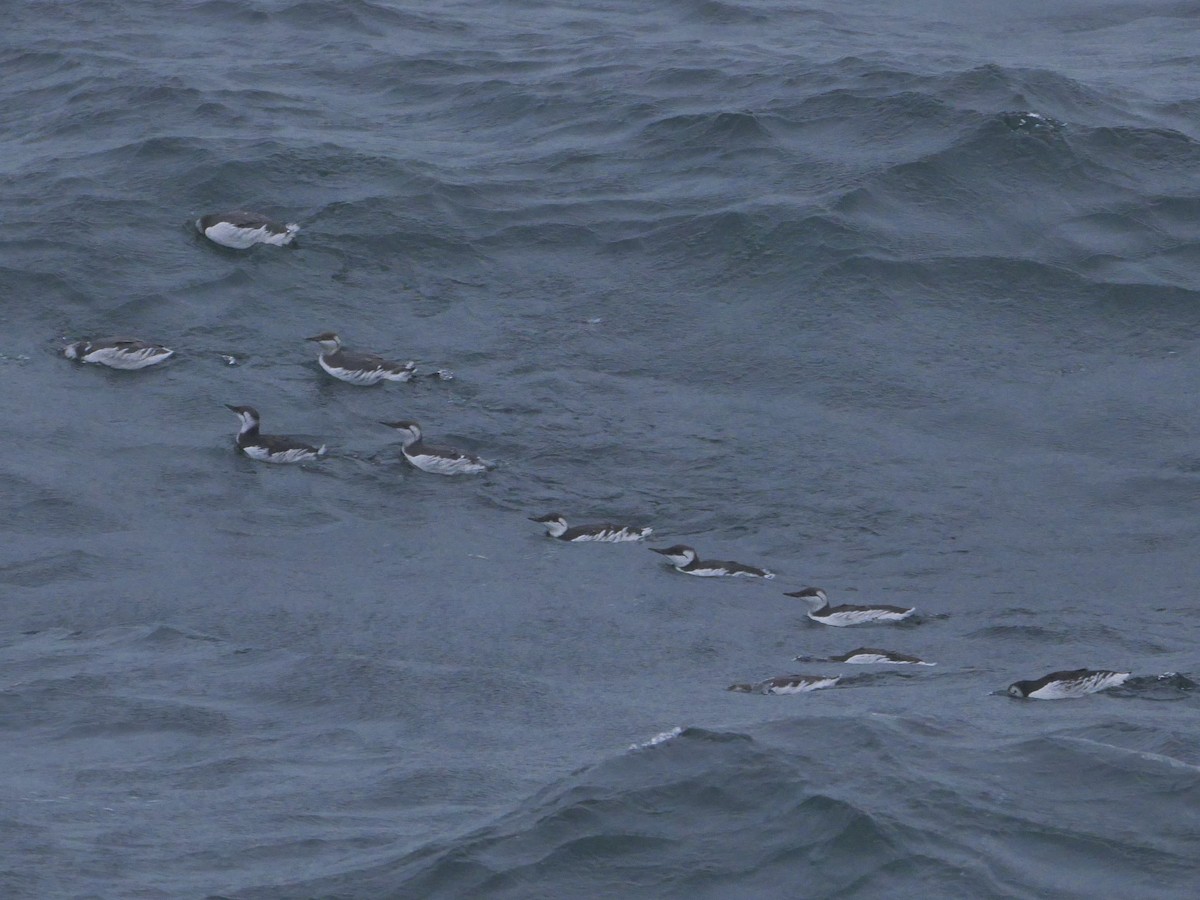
xmin=3 ymin=0 xmax=1200 ymax=896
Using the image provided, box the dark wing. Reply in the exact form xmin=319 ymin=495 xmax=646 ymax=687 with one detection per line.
xmin=416 ymin=442 xmax=474 ymax=462
xmin=830 ymin=603 xmax=913 ymax=614
xmin=214 ymin=210 xmax=276 ymax=229
xmin=563 ymin=522 xmax=623 ymax=540
xmin=261 ymin=434 xmax=319 ymax=455
xmin=337 ymin=349 xmax=412 ymax=373
xmin=719 ymin=560 xmax=768 ymax=576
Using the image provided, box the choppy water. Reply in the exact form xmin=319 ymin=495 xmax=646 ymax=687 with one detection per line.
xmin=3 ymin=0 xmax=1200 ymax=896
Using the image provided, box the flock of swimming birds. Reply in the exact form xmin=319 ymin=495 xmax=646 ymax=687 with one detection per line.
xmin=62 ymin=209 xmax=1157 ymax=703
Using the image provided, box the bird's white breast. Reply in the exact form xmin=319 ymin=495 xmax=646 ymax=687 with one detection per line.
xmin=85 ymin=346 xmax=173 ymax=369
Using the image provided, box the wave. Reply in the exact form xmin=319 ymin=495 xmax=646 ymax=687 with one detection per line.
xmin=6 ymin=7 xmax=1200 ymax=898
xmin=232 ymin=715 xmax=1200 ymax=898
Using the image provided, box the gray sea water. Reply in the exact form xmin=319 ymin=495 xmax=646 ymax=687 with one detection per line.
xmin=3 ymin=0 xmax=1200 ymax=896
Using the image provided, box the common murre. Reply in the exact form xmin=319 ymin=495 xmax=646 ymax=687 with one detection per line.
xmin=785 ymin=587 xmax=916 ymax=626
xmin=380 ymin=420 xmax=493 ymax=475
xmin=727 ymin=674 xmax=840 ymax=694
xmin=794 ymin=647 xmax=934 ymax=665
xmin=306 ymin=332 xmax=418 ymax=385
xmin=1006 ymin=669 xmax=1130 ymax=700
xmin=529 ymin=513 xmax=652 ymax=543
xmin=63 ymin=337 xmax=173 ymax=370
xmin=226 ymin=405 xmax=326 ymax=464
xmin=649 ymin=545 xmax=773 ymax=579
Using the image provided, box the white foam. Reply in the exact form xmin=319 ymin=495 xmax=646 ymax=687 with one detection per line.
xmin=628 ymin=726 xmax=683 ymax=751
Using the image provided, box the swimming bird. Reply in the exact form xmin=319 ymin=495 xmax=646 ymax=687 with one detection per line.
xmin=63 ymin=337 xmax=173 ymax=370
xmin=226 ymin=405 xmax=325 ymax=464
xmin=785 ymin=587 xmax=916 ymax=626
xmin=650 ymin=545 xmax=774 ymax=579
xmin=727 ymin=674 xmax=840 ymax=694
xmin=196 ymin=210 xmax=299 ymax=249
xmin=380 ymin=420 xmax=493 ymax=475
xmin=1006 ymin=668 xmax=1130 ymax=700
xmin=306 ymin=332 xmax=417 ymax=385
xmin=795 ymin=647 xmax=934 ymax=665
xmin=529 ymin=513 xmax=652 ymax=543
